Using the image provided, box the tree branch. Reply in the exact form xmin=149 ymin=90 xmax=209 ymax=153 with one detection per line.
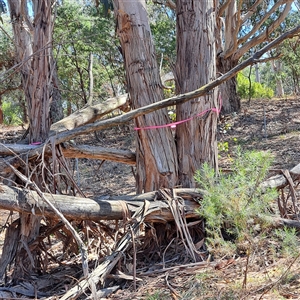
xmin=0 ymin=143 xmax=135 ymax=170
xmin=236 ymin=0 xmax=293 ymax=59
xmin=50 ymin=94 xmax=129 ymax=134
xmin=239 ymin=0 xmax=289 ymax=45
xmin=241 ymin=0 xmax=265 ymax=24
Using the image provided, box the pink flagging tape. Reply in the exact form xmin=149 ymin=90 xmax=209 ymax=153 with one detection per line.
xmin=134 ymin=94 xmax=222 ymax=131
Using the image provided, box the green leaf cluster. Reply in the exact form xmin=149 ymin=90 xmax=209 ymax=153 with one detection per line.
xmin=237 ymin=72 xmax=274 ymax=99
xmin=274 ymin=227 xmax=299 ymax=257
xmin=2 ymin=100 xmax=23 ymax=125
xmin=148 ymin=3 xmax=176 ymax=70
xmin=54 ymin=1 xmax=124 ymax=110
xmin=195 ymin=150 xmax=278 ymax=254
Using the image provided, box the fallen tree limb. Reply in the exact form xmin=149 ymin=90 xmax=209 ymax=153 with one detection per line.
xmin=260 ymin=163 xmax=300 ymax=190
xmin=0 ymin=184 xmax=201 ymax=222
xmin=8 ymin=164 xmax=90 ymax=278
xmin=50 ymin=94 xmax=129 ymax=134
xmin=1 ymin=181 xmax=299 ymax=228
xmin=272 ymin=217 xmax=300 ymax=229
xmin=62 ymin=144 xmax=136 ymax=164
xmin=0 ymin=143 xmax=136 ymax=165
xmin=1 ymin=160 xmax=300 ymax=223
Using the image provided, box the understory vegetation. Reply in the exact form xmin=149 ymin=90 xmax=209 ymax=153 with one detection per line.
xmin=237 ymin=72 xmax=274 ymax=100
xmin=195 ymin=150 xmax=298 ymax=258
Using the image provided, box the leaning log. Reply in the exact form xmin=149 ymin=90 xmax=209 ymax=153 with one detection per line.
xmin=50 ymin=94 xmax=129 ymax=134
xmin=0 ymin=184 xmax=202 ymax=222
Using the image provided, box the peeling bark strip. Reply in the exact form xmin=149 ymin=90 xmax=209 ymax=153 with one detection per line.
xmin=114 ymin=0 xmax=178 ymax=193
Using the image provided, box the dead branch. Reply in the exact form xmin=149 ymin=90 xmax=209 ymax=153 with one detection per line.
xmin=50 ymin=94 xmax=129 ymax=134
xmin=260 ymin=163 xmax=300 ymax=190
xmin=1 ymin=176 xmax=300 ymax=229
xmin=0 ymin=143 xmax=136 ymax=165
xmin=7 ymin=164 xmax=90 ymax=278
xmin=0 ymin=184 xmax=202 ymax=222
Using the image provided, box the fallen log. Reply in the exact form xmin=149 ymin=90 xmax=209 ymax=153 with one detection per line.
xmin=0 ymin=143 xmax=136 ymax=165
xmin=260 ymin=163 xmax=300 ymax=190
xmin=1 ymin=161 xmax=300 ymax=223
xmin=0 ymin=184 xmax=202 ymax=222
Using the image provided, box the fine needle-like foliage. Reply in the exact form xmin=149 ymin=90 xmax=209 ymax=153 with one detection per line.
xmin=195 ymin=149 xmax=278 ymax=255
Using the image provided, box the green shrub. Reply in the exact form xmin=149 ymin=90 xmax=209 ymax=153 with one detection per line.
xmin=275 ymin=227 xmax=299 ymax=257
xmin=194 ymin=149 xmax=278 ymax=254
xmin=2 ymin=100 xmax=23 ymax=125
xmin=237 ymin=73 xmax=274 ymax=99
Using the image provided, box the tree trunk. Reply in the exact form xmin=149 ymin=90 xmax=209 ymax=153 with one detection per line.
xmin=50 ymin=65 xmax=64 ymax=123
xmin=7 ymin=0 xmax=55 ymax=281
xmin=272 ymin=60 xmax=285 ymax=97
xmin=87 ymin=52 xmax=94 ymax=106
xmin=20 ymin=96 xmax=28 ymax=124
xmin=0 ymin=95 xmax=3 ymax=124
xmin=113 ymin=0 xmax=178 ymax=193
xmin=217 ymin=56 xmax=241 ymax=114
xmin=175 ymin=0 xmax=218 ymax=187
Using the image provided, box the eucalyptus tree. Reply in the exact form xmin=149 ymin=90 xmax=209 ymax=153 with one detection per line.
xmin=0 ymin=12 xmax=20 ymax=124
xmin=280 ymin=37 xmax=300 ymax=94
xmin=7 ymin=0 xmax=62 ymax=142
xmin=216 ymin=0 xmax=293 ymax=113
xmin=152 ymin=0 xmax=294 ymax=114
xmin=272 ymin=10 xmax=300 ymax=95
xmin=256 ymin=10 xmax=300 ymax=96
xmin=5 ymin=0 xmax=62 ymax=280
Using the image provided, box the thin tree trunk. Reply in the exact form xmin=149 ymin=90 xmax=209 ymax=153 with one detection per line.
xmin=113 ymin=0 xmax=178 ymax=193
xmin=175 ymin=0 xmax=218 ymax=187
xmin=50 ymin=64 xmax=64 ymax=123
xmin=0 ymin=95 xmax=3 ymax=124
xmin=88 ymin=52 xmax=94 ymax=106
xmin=20 ymin=96 xmax=28 ymax=124
xmin=272 ymin=60 xmax=285 ymax=97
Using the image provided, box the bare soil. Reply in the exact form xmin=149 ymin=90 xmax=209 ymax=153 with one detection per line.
xmin=1 ymin=97 xmax=300 ymax=299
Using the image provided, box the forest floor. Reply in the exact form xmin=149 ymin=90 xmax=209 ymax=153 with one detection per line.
xmin=1 ymin=97 xmax=300 ymax=299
